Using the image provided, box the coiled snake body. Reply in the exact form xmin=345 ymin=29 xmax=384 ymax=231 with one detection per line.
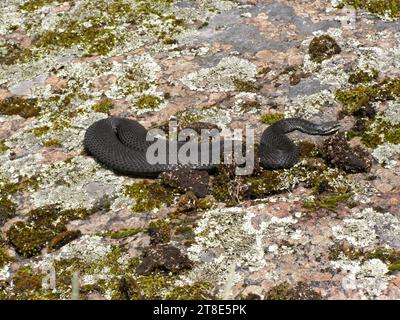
xmin=83 ymin=117 xmax=340 ymax=177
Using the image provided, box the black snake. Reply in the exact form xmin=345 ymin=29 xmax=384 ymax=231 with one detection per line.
xmin=83 ymin=117 xmax=340 ymax=177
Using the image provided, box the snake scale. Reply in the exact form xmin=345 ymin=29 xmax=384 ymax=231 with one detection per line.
xmin=83 ymin=117 xmax=340 ymax=177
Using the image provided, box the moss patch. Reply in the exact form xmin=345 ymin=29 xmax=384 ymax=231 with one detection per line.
xmin=20 ymin=0 xmax=58 ymax=12
xmin=337 ymin=0 xmax=400 ymax=19
xmin=349 ymin=68 xmax=379 ymax=85
xmin=233 ymin=79 xmax=259 ymax=93
xmin=0 ymin=184 xmax=17 ymax=227
xmin=303 ymin=192 xmax=353 ymax=212
xmin=265 ymin=282 xmax=322 ymax=300
xmin=0 ymin=244 xmax=13 ymax=269
xmin=48 ymin=230 xmax=82 ymax=252
xmin=0 ymin=97 xmax=40 ymax=118
xmin=6 ymin=205 xmax=93 ymax=257
xmin=43 ymin=138 xmax=62 ymax=148
xmin=92 ymin=99 xmax=114 ymax=114
xmin=245 ymin=170 xmax=285 ymax=198
xmin=309 ymin=35 xmax=341 ymax=63
xmin=105 ymin=228 xmax=143 ymax=240
xmin=135 ymin=95 xmax=162 ymax=110
xmin=123 ymin=181 xmax=175 ymax=212
xmin=347 ymin=118 xmax=400 ymax=148
xmin=260 ymin=113 xmax=284 ymax=125
xmin=336 ymin=77 xmax=400 ymax=114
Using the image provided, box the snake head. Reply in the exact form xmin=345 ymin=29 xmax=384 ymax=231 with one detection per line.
xmin=317 ymin=121 xmax=341 ymax=135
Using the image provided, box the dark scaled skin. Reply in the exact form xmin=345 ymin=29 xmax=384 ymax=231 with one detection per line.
xmin=83 ymin=117 xmax=340 ymax=177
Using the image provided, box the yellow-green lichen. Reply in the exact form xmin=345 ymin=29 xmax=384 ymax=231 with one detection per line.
xmin=260 ymin=113 xmax=284 ymax=125
xmin=123 ymin=182 xmax=175 ymax=212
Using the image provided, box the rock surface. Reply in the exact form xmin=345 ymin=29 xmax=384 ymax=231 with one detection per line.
xmin=0 ymin=0 xmax=399 ymax=300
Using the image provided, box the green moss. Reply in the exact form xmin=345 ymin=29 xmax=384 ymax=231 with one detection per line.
xmin=105 ymin=228 xmax=143 ymax=240
xmin=124 ymin=182 xmax=174 ymax=212
xmin=0 ymin=189 xmax=17 ymax=227
xmin=135 ymin=95 xmax=162 ymax=110
xmin=0 ymin=245 xmax=13 ymax=269
xmin=10 ymin=266 xmax=56 ymax=300
xmin=165 ymin=282 xmax=211 ymax=299
xmin=32 ymin=126 xmax=51 ymax=137
xmin=338 ymin=0 xmax=400 ymax=18
xmin=6 ymin=205 xmax=93 ymax=257
xmin=348 ymin=68 xmax=379 ymax=84
xmin=298 ymin=141 xmax=319 ymax=158
xmin=388 ymin=262 xmax=400 ymax=272
xmin=303 ymin=192 xmax=353 ymax=212
xmin=136 ymin=274 xmax=174 ymax=299
xmin=7 ymin=221 xmax=57 ymax=257
xmin=348 ymin=116 xmax=400 ymax=148
xmin=360 ymin=119 xmax=400 ymax=148
xmin=51 ymin=245 xmax=129 ymax=300
xmin=35 ymin=25 xmax=121 ymax=56
xmin=196 ymin=197 xmax=216 ymax=211
xmin=147 ymin=219 xmax=171 ymax=243
xmin=48 ymin=230 xmax=82 ymax=252
xmin=43 ymin=138 xmax=62 ymax=148
xmin=233 ymin=79 xmax=259 ymax=93
xmin=210 ymin=166 xmax=237 ymax=206
xmin=0 ymin=141 xmax=8 ymax=154
xmin=20 ymin=0 xmax=57 ymax=12
xmin=0 ymin=97 xmax=40 ymax=118
xmin=92 ymin=99 xmax=114 ymax=114
xmin=336 ymin=77 xmax=400 ymax=114
xmin=309 ymin=35 xmax=341 ymax=63
xmin=260 ymin=113 xmax=285 ymax=125
xmin=245 ymin=170 xmax=285 ymax=198
xmin=17 ymin=0 xmax=184 ymax=60
xmin=265 ymin=282 xmax=322 ymax=300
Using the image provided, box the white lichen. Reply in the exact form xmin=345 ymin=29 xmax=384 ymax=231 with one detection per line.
xmin=332 ymin=207 xmax=400 ymax=248
xmin=181 ymin=56 xmax=257 ymax=92
xmin=372 ymin=143 xmax=400 ymax=169
xmin=331 ymin=258 xmax=393 ymax=298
